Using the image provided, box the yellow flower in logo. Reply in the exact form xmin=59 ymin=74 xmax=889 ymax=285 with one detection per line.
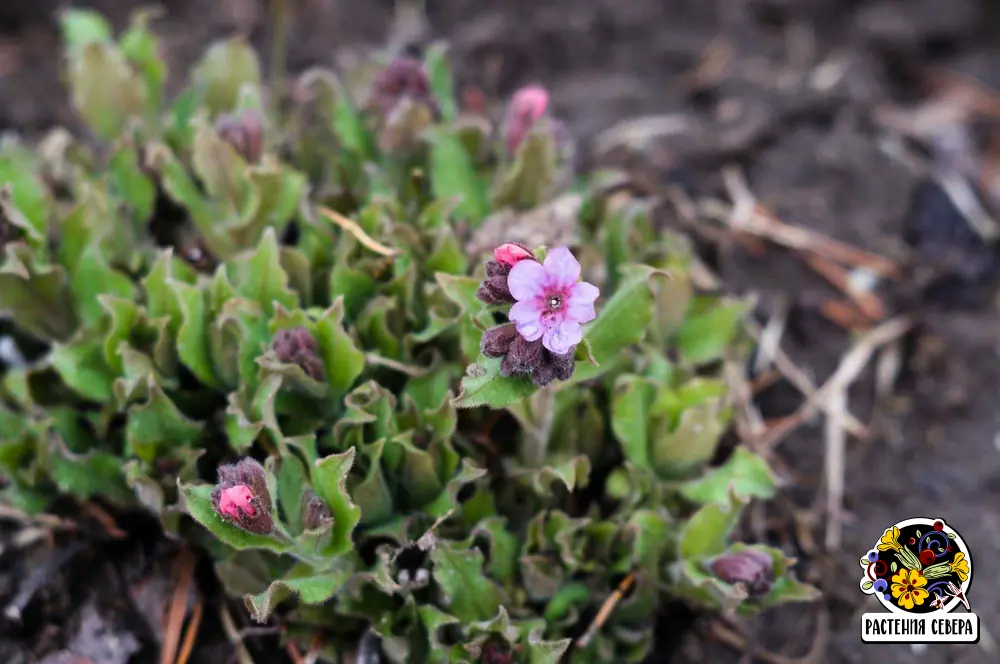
xmin=949 ymin=553 xmax=969 ymax=582
xmin=891 ymin=568 xmax=929 ymax=610
xmin=878 ymin=526 xmax=902 ymax=552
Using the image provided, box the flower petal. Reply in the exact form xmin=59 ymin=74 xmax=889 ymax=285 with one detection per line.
xmin=507 ymin=259 xmax=546 ymax=301
xmin=542 ymin=321 xmax=582 ymax=355
xmin=510 ymin=300 xmax=544 ymax=341
xmin=567 ymin=281 xmax=599 ymax=323
xmin=542 ymin=247 xmax=581 ymax=290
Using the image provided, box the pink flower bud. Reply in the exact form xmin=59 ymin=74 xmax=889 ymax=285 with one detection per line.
xmin=708 ymin=549 xmax=774 ymax=597
xmin=215 ymin=110 xmax=264 ymax=163
xmin=493 ymin=242 xmax=535 ymax=267
xmin=504 ymin=85 xmax=550 ymax=156
xmin=211 ymin=458 xmax=274 ymax=534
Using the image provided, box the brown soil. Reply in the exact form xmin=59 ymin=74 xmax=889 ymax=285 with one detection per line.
xmin=2 ymin=1 xmax=1000 ymax=663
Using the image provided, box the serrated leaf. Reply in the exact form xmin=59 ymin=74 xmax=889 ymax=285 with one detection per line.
xmin=678 ymin=447 xmax=776 ymax=505
xmin=126 ymin=380 xmax=204 ymax=464
xmin=50 ymin=336 xmax=116 ymax=403
xmin=610 ymin=374 xmax=657 ymax=472
xmin=0 ymin=245 xmax=75 ymax=341
xmin=452 ymin=356 xmax=537 ymax=410
xmin=312 ymin=448 xmax=362 ymax=557
xmin=180 ymin=482 xmax=293 ymax=554
xmin=119 ymin=9 xmax=167 ymax=111
xmin=314 ymin=298 xmax=365 ymax=401
xmin=678 ymin=496 xmax=745 ymax=560
xmin=424 ymin=42 xmax=457 ymax=122
xmin=0 ymin=149 xmax=51 ymax=242
xmin=245 ymin=562 xmax=351 ymax=623
xmin=430 ymin=540 xmax=503 ymax=622
xmin=230 ymin=227 xmax=299 ymax=317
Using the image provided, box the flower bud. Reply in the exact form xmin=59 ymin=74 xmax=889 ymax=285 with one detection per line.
xmin=708 ymin=549 xmax=774 ymax=597
xmin=215 ymin=110 xmax=264 ymax=164
xmin=370 ymin=56 xmax=439 ymax=120
xmin=211 ymin=458 xmax=274 ymax=534
xmin=530 ymin=347 xmax=575 ymax=387
xmin=301 ymin=489 xmax=333 ymax=531
xmin=272 ymin=327 xmax=325 ymax=382
xmin=479 ymin=636 xmax=515 ymax=664
xmin=503 ymin=85 xmax=549 ymax=156
xmin=481 ymin=324 xmax=519 ymax=358
xmin=476 ymin=242 xmax=538 ymax=305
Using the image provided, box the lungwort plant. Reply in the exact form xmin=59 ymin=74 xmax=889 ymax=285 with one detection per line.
xmin=0 ymin=8 xmax=818 ymax=663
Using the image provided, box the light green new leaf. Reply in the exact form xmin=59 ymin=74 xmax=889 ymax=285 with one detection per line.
xmin=675 ymin=299 xmax=747 ymax=365
xmin=245 ymin=562 xmax=351 ymax=623
xmin=126 ymin=381 xmax=204 ymax=464
xmin=678 ymin=495 xmax=746 ymax=560
xmin=451 ymin=356 xmax=537 ymax=410
xmin=67 ymin=41 xmax=147 ymax=140
xmin=678 ymin=447 xmax=776 ymax=506
xmin=230 ymin=227 xmax=299 ymax=317
xmin=314 ymin=298 xmax=365 ymax=401
xmin=58 ymin=8 xmax=112 ymax=56
xmin=191 ymin=37 xmax=262 ymax=115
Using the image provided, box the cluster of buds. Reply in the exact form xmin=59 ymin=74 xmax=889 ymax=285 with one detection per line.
xmin=368 ymin=56 xmax=440 ymax=152
xmin=211 ymin=458 xmax=274 ymax=534
xmin=272 ymin=326 xmax=325 ymax=382
xmin=708 ymin=549 xmax=775 ymax=597
xmin=478 ymin=636 xmax=515 ymax=664
xmin=215 ymin=109 xmax=264 ymax=164
xmin=477 ymin=242 xmax=598 ymax=387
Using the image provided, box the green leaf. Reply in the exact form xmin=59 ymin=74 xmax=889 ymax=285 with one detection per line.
xmin=491 ymin=127 xmax=557 ymax=211
xmin=862 ymin=580 xmax=874 ymax=591
xmin=67 ymin=41 xmax=148 ymax=140
xmin=525 ymin=633 xmax=572 ymax=664
xmin=0 ymin=149 xmax=51 ymax=242
xmin=430 ymin=540 xmax=503 ymax=622
xmin=563 ymin=264 xmax=668 ymax=386
xmin=311 ymin=448 xmax=362 ymax=556
xmin=109 ymin=144 xmax=156 ymax=226
xmin=678 ymin=496 xmax=745 ymax=560
xmin=314 ymin=298 xmax=365 ymax=401
xmin=119 ymin=9 xmax=168 ymax=111
xmin=610 ymin=375 xmax=658 ymax=472
xmin=171 ymin=281 xmax=223 ymax=388
xmin=678 ymin=447 xmax=776 ymax=506
xmin=0 ymin=245 xmax=75 ymax=342
xmin=191 ymin=119 xmax=249 ymax=211
xmin=424 ymin=42 xmax=457 ymax=122
xmin=191 ymin=37 xmax=262 ymax=115
xmin=125 ymin=380 xmax=204 ymax=464
xmin=180 ymin=482 xmax=293 ymax=554
xmin=230 ymin=227 xmax=299 ymax=317
xmin=675 ymin=299 xmax=746 ymax=365
xmin=648 ymin=395 xmax=728 ymax=481
xmin=245 ymin=562 xmax=351 ymax=623
xmin=428 ymin=128 xmax=490 ymax=226
xmin=50 ymin=336 xmax=116 ymax=403
xmin=451 ymin=356 xmax=537 ymax=410
xmin=472 ymin=517 xmax=521 ymax=585
xmin=49 ymin=442 xmax=131 ymax=504
xmin=58 ymin=8 xmax=112 ymax=56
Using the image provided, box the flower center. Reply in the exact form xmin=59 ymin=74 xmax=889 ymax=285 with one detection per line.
xmin=547 ymin=295 xmax=563 ymax=310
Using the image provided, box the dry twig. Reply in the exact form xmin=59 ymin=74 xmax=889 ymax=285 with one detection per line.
xmin=161 ymin=547 xmax=196 ymax=664
xmin=317 ymin=205 xmax=400 ymax=257
xmin=758 ymin=316 xmax=913 ymax=450
xmin=804 ymin=256 xmax=887 ymax=321
xmin=576 ymin=573 xmax=635 ymax=648
xmin=710 ymin=608 xmax=829 ymax=664
xmin=175 ymin=594 xmax=204 ymax=664
xmin=219 ymin=602 xmax=256 ymax=664
xmin=824 ymin=387 xmax=848 ymax=550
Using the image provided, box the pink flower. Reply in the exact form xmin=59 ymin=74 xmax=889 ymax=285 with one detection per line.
xmin=504 ymin=85 xmax=550 ymax=155
xmin=218 ymin=485 xmax=256 ymax=518
xmin=507 ymin=247 xmax=598 ymax=355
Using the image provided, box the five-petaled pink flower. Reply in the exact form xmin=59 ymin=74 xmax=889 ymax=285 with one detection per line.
xmin=507 ymin=247 xmax=598 ymax=355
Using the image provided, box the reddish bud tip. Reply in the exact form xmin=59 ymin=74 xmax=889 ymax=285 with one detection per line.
xmin=215 ymin=110 xmax=264 ymax=163
xmin=218 ymin=485 xmax=255 ymax=518
xmin=212 ymin=458 xmax=274 ymax=534
xmin=480 ymin=637 xmax=515 ymax=664
xmin=493 ymin=242 xmax=535 ymax=267
xmin=504 ymin=85 xmax=550 ymax=155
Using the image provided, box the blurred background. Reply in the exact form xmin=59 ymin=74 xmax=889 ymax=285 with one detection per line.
xmin=1 ymin=1 xmax=999 ymax=662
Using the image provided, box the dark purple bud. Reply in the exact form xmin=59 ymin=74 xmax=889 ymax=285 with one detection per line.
xmin=301 ymin=489 xmax=333 ymax=531
xmin=529 ymin=347 xmax=576 ymax=387
xmin=501 ymin=335 xmax=545 ymax=376
xmin=371 ymin=56 xmax=439 ymax=119
xmin=479 ymin=636 xmax=515 ymax=664
xmin=481 ymin=324 xmax=519 ymax=358
xmin=272 ymin=327 xmax=325 ymax=382
xmin=476 ymin=260 xmax=514 ymax=305
xmin=709 ymin=549 xmax=774 ymax=597
xmin=211 ymin=458 xmax=274 ymax=534
xmin=215 ymin=110 xmax=264 ymax=164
